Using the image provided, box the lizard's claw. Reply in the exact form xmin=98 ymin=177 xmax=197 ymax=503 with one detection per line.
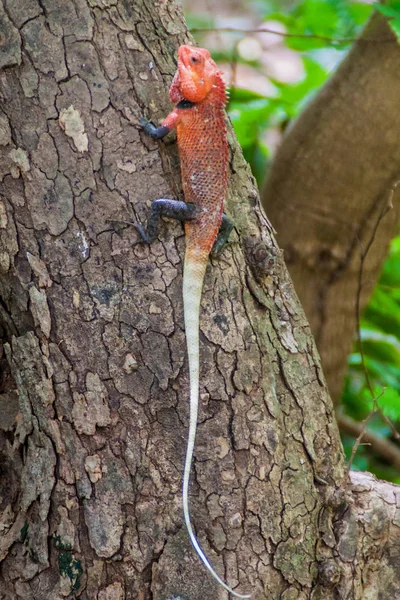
xmin=133 ymin=223 xmax=152 ymax=244
xmin=139 ymin=117 xmax=150 ymax=128
xmin=106 ymin=218 xmax=152 ymax=244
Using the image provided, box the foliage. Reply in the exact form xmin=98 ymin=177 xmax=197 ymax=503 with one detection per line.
xmin=187 ymin=0 xmax=400 ymax=482
xmin=375 ymin=1 xmax=400 ymax=39
xmin=228 ymin=0 xmax=374 ymax=183
xmin=343 ymin=236 xmax=400 ymax=484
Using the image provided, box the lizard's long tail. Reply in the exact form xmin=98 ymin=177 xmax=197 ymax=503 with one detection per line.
xmin=182 ymin=255 xmax=251 ymax=599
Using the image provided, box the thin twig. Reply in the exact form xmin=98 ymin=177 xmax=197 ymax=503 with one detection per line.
xmin=190 ymin=27 xmax=394 ymax=46
xmin=226 ymin=40 xmax=240 ymax=104
xmin=348 ymin=182 xmax=400 ymax=472
xmin=354 ymin=197 xmax=392 ymax=397
xmin=339 ymin=412 xmax=400 ymax=471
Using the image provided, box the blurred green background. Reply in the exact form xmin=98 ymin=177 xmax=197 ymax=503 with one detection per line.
xmin=185 ymin=0 xmax=400 ymax=483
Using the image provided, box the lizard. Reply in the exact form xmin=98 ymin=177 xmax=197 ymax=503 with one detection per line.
xmin=137 ymin=45 xmax=251 ymax=599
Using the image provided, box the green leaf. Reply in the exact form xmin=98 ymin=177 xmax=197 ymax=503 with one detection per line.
xmin=365 ymin=387 xmax=400 ymax=421
xmin=375 ymin=2 xmax=400 ymax=19
xmin=360 ymin=328 xmax=400 ymax=364
xmin=228 ymin=98 xmax=271 ymax=148
xmin=388 ymin=18 xmax=400 ymax=39
xmin=364 ymin=287 xmax=400 ymax=339
xmin=228 ymin=88 xmax=270 ymax=103
xmin=266 ymin=0 xmax=373 ymax=50
xmin=242 ymin=142 xmax=270 ymax=185
xmin=380 ymin=249 xmax=400 ymax=285
xmin=348 ymin=2 xmax=374 ymax=25
xmin=375 ymin=2 xmax=400 ymax=40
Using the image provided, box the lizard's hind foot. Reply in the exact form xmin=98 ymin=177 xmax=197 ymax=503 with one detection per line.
xmin=211 ymin=213 xmax=234 ymax=256
xmin=135 ymin=198 xmax=198 ymax=243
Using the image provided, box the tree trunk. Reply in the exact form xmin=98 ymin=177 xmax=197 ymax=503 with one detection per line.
xmin=262 ymin=14 xmax=400 ymax=403
xmin=0 ymin=2 xmax=398 ymax=599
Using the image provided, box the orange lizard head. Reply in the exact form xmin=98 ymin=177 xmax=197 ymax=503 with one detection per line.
xmin=169 ymin=45 xmax=226 ymax=105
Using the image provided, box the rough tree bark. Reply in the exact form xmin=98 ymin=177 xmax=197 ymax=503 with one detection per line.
xmin=0 ymin=2 xmax=399 ymax=600
xmin=262 ymin=14 xmax=400 ymax=403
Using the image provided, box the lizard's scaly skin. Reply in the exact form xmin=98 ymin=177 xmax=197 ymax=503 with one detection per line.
xmin=157 ymin=46 xmax=250 ymax=598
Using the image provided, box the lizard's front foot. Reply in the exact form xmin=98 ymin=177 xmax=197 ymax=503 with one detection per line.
xmin=140 ymin=117 xmax=171 ymax=140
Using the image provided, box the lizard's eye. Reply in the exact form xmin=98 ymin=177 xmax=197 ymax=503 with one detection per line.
xmin=190 ymin=56 xmax=200 ymax=64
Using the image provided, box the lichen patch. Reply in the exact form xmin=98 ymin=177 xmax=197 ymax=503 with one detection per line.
xmin=9 ymin=147 xmax=30 ymax=174
xmin=59 ymin=105 xmax=89 ymax=152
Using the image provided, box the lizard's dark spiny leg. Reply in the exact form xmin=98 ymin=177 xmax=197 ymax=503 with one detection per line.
xmin=140 ymin=118 xmax=171 ymax=140
xmin=211 ymin=213 xmax=234 ymax=256
xmin=135 ymin=199 xmax=198 ymax=243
